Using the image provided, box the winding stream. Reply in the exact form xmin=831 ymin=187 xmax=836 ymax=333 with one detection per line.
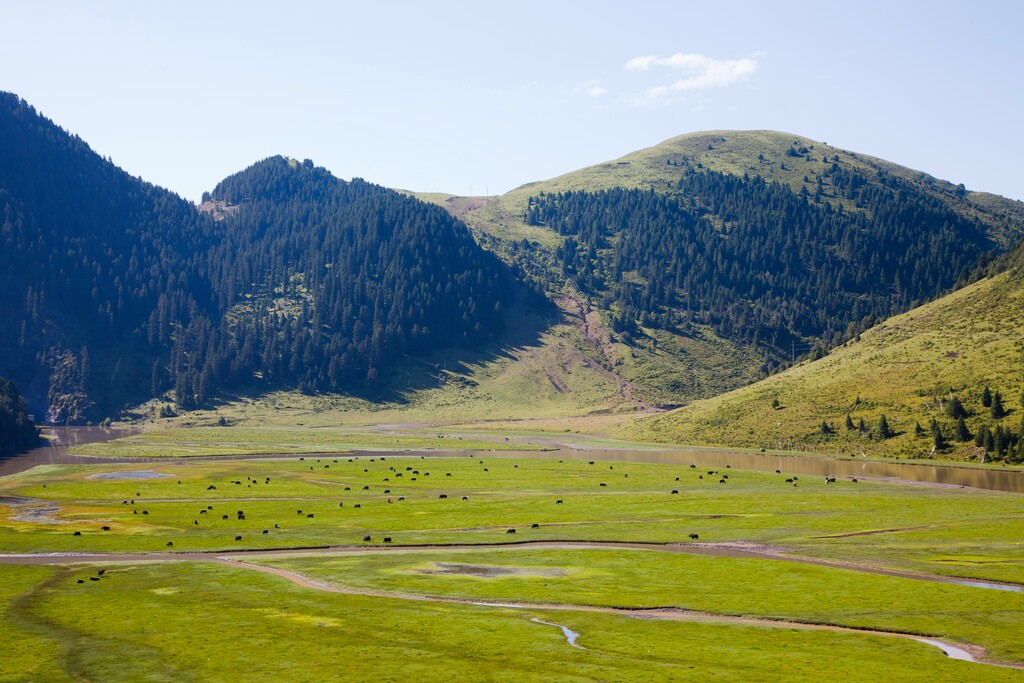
xmin=530 ymin=618 xmax=584 ymax=649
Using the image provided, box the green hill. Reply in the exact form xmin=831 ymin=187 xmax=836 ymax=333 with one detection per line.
xmin=620 ymin=247 xmax=1024 ymax=463
xmin=443 ymin=130 xmax=1024 ymax=406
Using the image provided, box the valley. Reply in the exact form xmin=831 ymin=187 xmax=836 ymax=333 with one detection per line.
xmin=2 ymin=93 xmax=1024 ymax=681
xmin=2 ymin=440 xmax=1023 ymax=680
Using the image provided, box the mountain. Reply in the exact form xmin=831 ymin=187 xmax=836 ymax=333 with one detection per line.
xmin=4 ymin=93 xmax=1023 ymax=428
xmin=619 ymin=239 xmax=1024 ymax=463
xmin=0 ymin=93 xmax=510 ymax=422
xmin=0 ymin=92 xmax=214 ymax=422
xmin=443 ymin=131 xmax=1024 ymax=405
xmin=182 ymin=156 xmax=510 ymax=406
xmin=0 ymin=376 xmax=38 ymax=455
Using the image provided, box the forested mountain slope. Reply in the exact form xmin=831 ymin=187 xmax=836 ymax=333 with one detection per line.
xmin=0 ymin=377 xmax=38 ymax=455
xmin=621 ymin=238 xmax=1024 ymax=462
xmin=0 ymin=93 xmax=509 ymax=422
xmin=447 ymin=131 xmax=1024 ymax=401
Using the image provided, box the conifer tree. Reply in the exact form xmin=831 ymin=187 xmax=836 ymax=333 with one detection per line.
xmin=954 ymin=417 xmax=972 ymax=442
xmin=990 ymin=391 xmax=1006 ymax=419
xmin=876 ymin=414 xmax=893 ymax=440
xmin=930 ymin=418 xmax=945 ymax=450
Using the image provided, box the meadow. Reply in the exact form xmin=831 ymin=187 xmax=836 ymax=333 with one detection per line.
xmin=3 ymin=562 xmax=1009 ymax=683
xmin=2 ymin=451 xmax=1023 ymax=680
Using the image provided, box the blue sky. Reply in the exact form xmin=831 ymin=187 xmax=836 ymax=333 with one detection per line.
xmin=4 ymin=1 xmax=1022 ymax=201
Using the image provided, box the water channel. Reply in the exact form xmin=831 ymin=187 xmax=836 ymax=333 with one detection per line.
xmin=2 ymin=427 xmax=1022 ymax=493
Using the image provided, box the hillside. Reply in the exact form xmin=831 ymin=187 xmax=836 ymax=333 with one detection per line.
xmin=0 ymin=93 xmax=215 ymax=422
xmin=445 ymin=130 xmax=1024 ymax=405
xmin=0 ymin=94 xmax=511 ymax=422
xmin=0 ymin=377 xmax=38 ymax=455
xmin=620 ymin=245 xmax=1024 ymax=462
xmin=5 ymin=94 xmax=1024 ymax=429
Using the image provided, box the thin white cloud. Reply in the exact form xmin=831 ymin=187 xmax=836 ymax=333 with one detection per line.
xmin=624 ymin=52 xmax=759 ymax=104
xmin=572 ymin=79 xmax=609 ymax=97
xmin=624 ymin=55 xmax=658 ymax=71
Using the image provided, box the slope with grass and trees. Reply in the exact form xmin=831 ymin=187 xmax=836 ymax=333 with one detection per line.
xmin=444 ymin=131 xmax=1024 ymax=407
xmin=5 ymin=90 xmax=1024 ymax=432
xmin=620 ymin=238 xmax=1024 ymax=462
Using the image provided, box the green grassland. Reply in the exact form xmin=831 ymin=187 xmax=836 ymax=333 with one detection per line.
xmin=3 ymin=562 xmax=1004 ymax=682
xmin=3 ymin=457 xmax=1022 ymax=583
xmin=0 ymin=565 xmax=71 ymax=683
xmin=623 ymin=270 xmax=1024 ymax=461
xmin=3 ymin=451 xmax=1024 ymax=680
xmin=261 ymin=545 xmax=1024 ymax=662
xmin=70 ymin=425 xmax=546 ymax=458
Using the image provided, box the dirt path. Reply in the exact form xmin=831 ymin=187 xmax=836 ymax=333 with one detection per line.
xmin=3 ymin=539 xmax=1022 ymax=593
xmin=556 ymin=289 xmax=655 ymax=412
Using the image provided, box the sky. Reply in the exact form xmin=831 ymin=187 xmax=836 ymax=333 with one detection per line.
xmin=3 ymin=1 xmax=1023 ymax=202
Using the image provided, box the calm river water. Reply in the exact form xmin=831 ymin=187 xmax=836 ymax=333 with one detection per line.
xmin=2 ymin=428 xmax=1021 ymax=493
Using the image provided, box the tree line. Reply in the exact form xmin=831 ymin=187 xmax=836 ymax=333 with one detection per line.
xmin=525 ymin=166 xmax=997 ymax=364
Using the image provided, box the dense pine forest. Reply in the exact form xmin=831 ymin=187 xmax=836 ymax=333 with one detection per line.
xmin=0 ymin=377 xmax=38 ymax=456
xmin=0 ymin=93 xmax=509 ymax=422
xmin=525 ymin=167 xmax=999 ymax=359
xmin=171 ymin=157 xmax=509 ymax=408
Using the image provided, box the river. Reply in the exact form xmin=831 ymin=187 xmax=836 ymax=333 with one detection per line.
xmin=1 ymin=428 xmax=1021 ymax=493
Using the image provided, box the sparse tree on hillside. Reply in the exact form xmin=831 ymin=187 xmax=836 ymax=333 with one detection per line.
xmin=876 ymin=414 xmax=893 ymax=440
xmin=955 ymin=417 xmax=972 ymax=442
xmin=982 ymin=386 xmax=993 ymax=408
xmin=991 ymin=391 xmax=1006 ymax=419
xmin=975 ymin=424 xmax=990 ymax=448
xmin=930 ymin=418 xmax=945 ymax=450
xmin=944 ymin=396 xmax=967 ymax=419
xmin=845 ymin=414 xmax=855 ymax=430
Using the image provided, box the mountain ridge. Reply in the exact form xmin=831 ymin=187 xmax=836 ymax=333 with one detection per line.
xmin=3 ymin=90 xmax=1023 ymax=430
